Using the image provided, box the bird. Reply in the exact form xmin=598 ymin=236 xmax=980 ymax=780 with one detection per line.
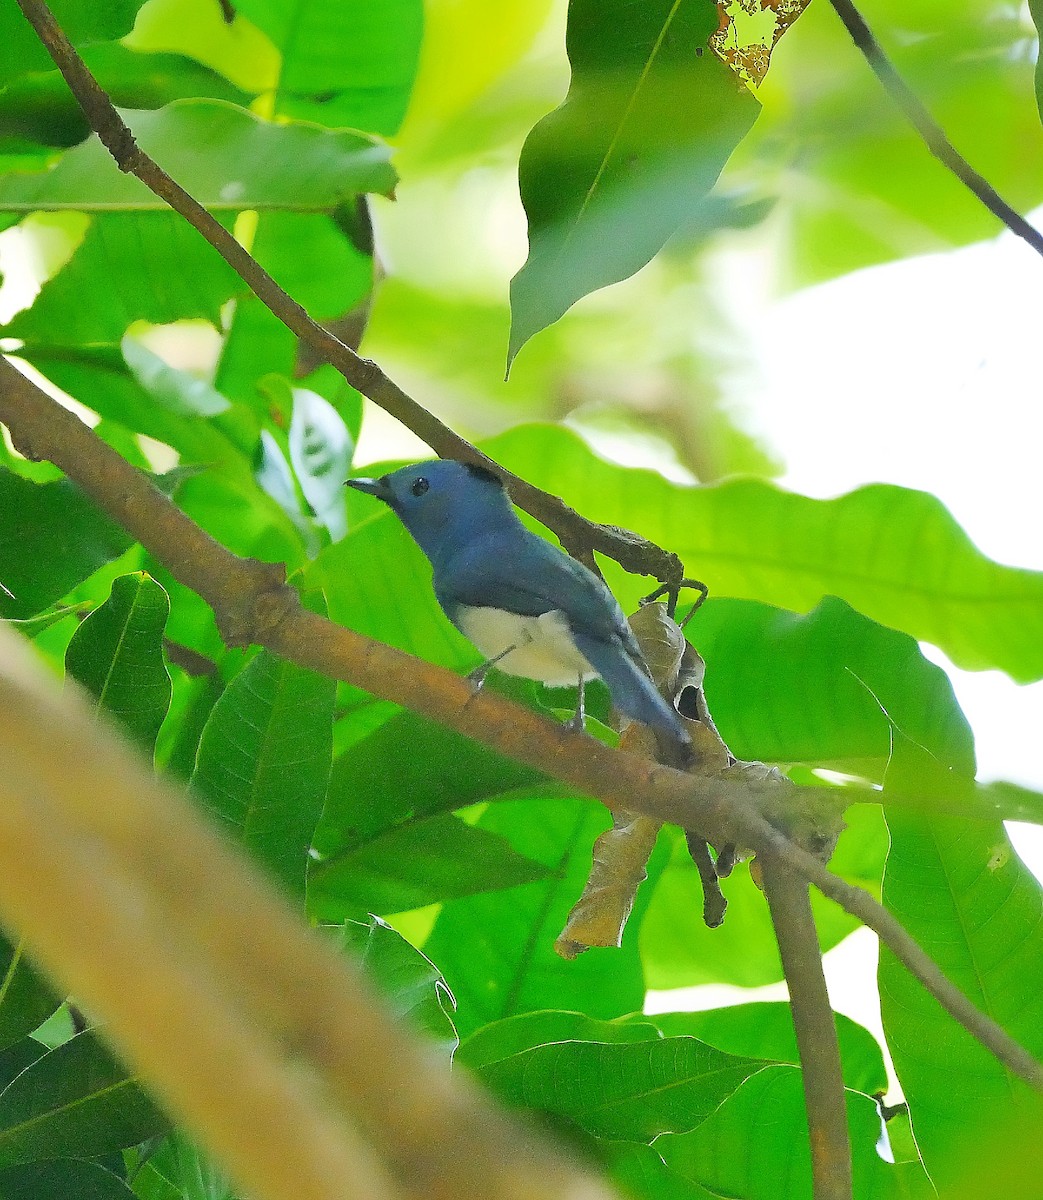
xmin=345 ymin=459 xmax=690 ymax=753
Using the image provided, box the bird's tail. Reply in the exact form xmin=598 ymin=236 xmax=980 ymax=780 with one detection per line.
xmin=571 ymin=631 xmax=690 ymax=755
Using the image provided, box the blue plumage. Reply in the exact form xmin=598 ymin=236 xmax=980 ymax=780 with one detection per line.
xmin=346 ymin=459 xmax=689 ymax=749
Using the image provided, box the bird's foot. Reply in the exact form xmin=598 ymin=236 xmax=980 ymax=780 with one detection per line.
xmin=465 ymin=664 xmax=491 ymax=692
xmin=564 ymin=710 xmax=586 ymax=733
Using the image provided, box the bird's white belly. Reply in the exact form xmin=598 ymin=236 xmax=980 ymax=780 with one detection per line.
xmin=455 ymin=606 xmax=596 ymax=687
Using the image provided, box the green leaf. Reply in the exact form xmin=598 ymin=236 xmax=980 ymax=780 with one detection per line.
xmin=0 ymin=1042 xmax=46 ymax=1094
xmin=422 ymin=797 xmax=652 ymax=1038
xmin=0 ymin=1031 xmax=166 ymax=1167
xmin=0 ymin=470 xmax=133 ymax=620
xmin=879 ymin=804 xmax=1043 ymax=1191
xmin=0 ymin=44 xmax=251 ymax=149
xmin=310 ymin=708 xmax=552 ymax=915
xmin=692 ymin=595 xmax=974 ymax=773
xmin=65 ymin=572 xmax=172 ymax=754
xmin=233 ymin=0 xmax=424 ymax=136
xmin=485 ymin=424 xmax=1043 ymax=681
xmin=475 ymin=1035 xmax=763 ymax=1140
xmin=1032 ymin=0 xmax=1043 ymax=123
xmin=604 ymin=1142 xmax=719 ymax=1200
xmin=191 ymin=650 xmax=335 ymax=900
xmin=0 ymin=0 xmax=143 ymax=88
xmin=0 ymin=1158 xmax=138 ymax=1199
xmin=215 ymin=214 xmax=373 ymax=409
xmin=508 ymin=0 xmax=760 ymax=364
xmin=310 ymin=812 xmax=552 ymax=918
xmin=648 ymin=1003 xmax=889 ymax=1097
xmin=4 ymin=213 xmax=242 ymax=345
xmin=659 ymin=1066 xmax=930 ymax=1198
xmin=458 ymin=1010 xmax=663 ymax=1072
xmin=0 ymin=100 xmax=396 ymax=215
xmin=329 ymin=916 xmax=457 ymax=1054
xmin=0 ymin=939 xmax=60 ymax=1055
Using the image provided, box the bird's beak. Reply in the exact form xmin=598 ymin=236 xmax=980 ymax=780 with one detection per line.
xmin=344 ymin=476 xmax=393 ymax=503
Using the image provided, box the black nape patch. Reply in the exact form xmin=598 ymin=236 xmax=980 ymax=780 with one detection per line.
xmin=463 ymin=462 xmax=505 ymax=489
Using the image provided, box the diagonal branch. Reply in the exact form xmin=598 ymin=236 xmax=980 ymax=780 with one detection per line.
xmin=10 ymin=0 xmax=682 ymax=587
xmin=828 ymin=0 xmax=1043 ymax=260
xmin=1 ymin=353 xmax=1040 ymax=1099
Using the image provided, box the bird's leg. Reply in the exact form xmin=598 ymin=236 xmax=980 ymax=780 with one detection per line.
xmin=466 ymin=644 xmax=517 ymax=691
xmin=565 ymin=672 xmax=586 ymax=732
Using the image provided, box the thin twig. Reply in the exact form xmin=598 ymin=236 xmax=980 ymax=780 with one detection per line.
xmin=1 ymin=356 xmax=1040 ymax=1096
xmin=761 ymin=855 xmax=852 ymax=1200
xmin=828 ymin=0 xmax=1043 ymax=259
xmin=10 ymin=0 xmax=683 ymax=588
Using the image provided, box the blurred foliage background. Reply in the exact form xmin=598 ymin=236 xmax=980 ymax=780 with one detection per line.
xmin=1 ymin=0 xmax=1043 ymax=1198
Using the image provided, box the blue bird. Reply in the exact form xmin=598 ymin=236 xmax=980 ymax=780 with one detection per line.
xmin=346 ymin=459 xmax=690 ymax=752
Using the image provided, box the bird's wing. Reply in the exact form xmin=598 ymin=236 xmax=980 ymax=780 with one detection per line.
xmin=435 ymin=531 xmax=635 ymax=648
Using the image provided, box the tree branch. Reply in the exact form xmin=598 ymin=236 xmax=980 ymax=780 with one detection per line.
xmin=0 ymin=623 xmax=620 ymax=1200
xmin=828 ymin=0 xmax=1043 ymax=260
xmin=10 ymin=0 xmax=683 ymax=587
xmin=2 ymin=354 xmax=1040 ymax=1097
xmin=761 ymin=855 xmax=852 ymax=1200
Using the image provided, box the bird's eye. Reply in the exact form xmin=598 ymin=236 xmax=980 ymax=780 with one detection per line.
xmin=410 ymin=477 xmax=430 ymax=497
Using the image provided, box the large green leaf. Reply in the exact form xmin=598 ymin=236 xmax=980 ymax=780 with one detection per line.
xmin=659 ymin=1066 xmax=932 ymax=1199
xmin=65 ymin=572 xmax=171 ymax=754
xmin=475 ymin=1035 xmax=763 ymax=1141
xmin=0 ymin=100 xmax=395 ymax=215
xmin=0 ymin=471 xmax=133 ymax=620
xmin=508 ymin=0 xmax=760 ymax=364
xmin=0 ymin=1032 xmax=166 ymax=1167
xmin=0 ymin=940 xmax=59 ymax=1056
xmin=422 ymin=796 xmax=652 ymax=1039
xmin=191 ymin=649 xmax=335 ymax=901
xmin=0 ymin=44 xmax=251 ymax=149
xmin=880 ymin=803 xmax=1043 ymax=1191
xmin=310 ymin=812 xmax=552 ymax=918
xmin=457 ymin=1010 xmax=663 ymax=1071
xmin=0 ymin=0 xmax=143 ymax=88
xmin=648 ymin=1003 xmax=888 ymax=1097
xmin=329 ymin=916 xmax=457 ymax=1055
xmin=605 ymin=1143 xmax=719 ymax=1200
xmin=4 ymin=213 xmax=241 ymax=345
xmin=0 ymin=1159 xmax=137 ymax=1199
xmin=233 ymin=0 xmax=423 ymax=136
xmin=692 ymin=595 xmax=974 ymax=773
xmin=485 ymin=424 xmax=1043 ymax=681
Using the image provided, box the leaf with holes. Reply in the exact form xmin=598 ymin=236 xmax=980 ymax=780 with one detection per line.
xmin=508 ymin=0 xmax=759 ymax=365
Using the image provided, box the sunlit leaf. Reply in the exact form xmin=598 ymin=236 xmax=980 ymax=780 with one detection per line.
xmin=509 ymin=0 xmax=759 ymax=365
xmin=485 ymin=424 xmax=1043 ymax=682
xmin=0 ymin=100 xmax=395 ymax=216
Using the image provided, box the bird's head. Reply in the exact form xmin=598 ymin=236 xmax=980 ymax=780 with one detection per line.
xmin=345 ymin=459 xmax=512 ymax=561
